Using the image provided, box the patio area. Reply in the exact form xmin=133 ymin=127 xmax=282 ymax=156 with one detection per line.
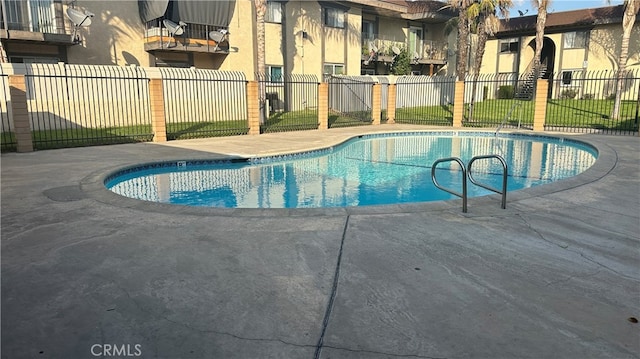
xmin=1 ymin=124 xmax=639 ymax=358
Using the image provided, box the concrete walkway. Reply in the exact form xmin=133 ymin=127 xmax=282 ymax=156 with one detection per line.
xmin=1 ymin=125 xmax=639 ymax=358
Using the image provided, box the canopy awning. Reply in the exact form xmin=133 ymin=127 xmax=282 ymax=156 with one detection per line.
xmin=138 ymin=0 xmax=236 ymax=27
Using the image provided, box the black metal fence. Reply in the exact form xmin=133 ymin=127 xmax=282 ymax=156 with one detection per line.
xmin=327 ymin=76 xmax=374 ymax=128
xmin=160 ymin=68 xmax=249 ymax=139
xmin=257 ymin=73 xmax=319 ymax=133
xmin=25 ymin=64 xmax=153 ymax=150
xmin=395 ymin=75 xmax=455 ymax=126
xmin=0 ymin=71 xmax=15 ymax=152
xmin=545 ymin=70 xmax=639 ymax=135
xmin=463 ymin=73 xmax=535 ymax=129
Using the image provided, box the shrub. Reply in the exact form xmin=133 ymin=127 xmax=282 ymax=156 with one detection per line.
xmin=560 ymin=89 xmax=577 ymax=99
xmin=391 ymin=48 xmax=411 ymax=75
xmin=606 ymin=93 xmax=617 ymax=100
xmin=497 ymin=85 xmax=514 ymax=99
xmin=581 ymin=93 xmax=595 ymax=100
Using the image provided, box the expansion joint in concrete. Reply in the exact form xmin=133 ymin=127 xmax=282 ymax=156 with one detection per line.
xmin=314 ymin=215 xmax=350 ymax=359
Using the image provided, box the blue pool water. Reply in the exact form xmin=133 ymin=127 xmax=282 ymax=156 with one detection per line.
xmin=105 ymin=132 xmax=597 ymax=208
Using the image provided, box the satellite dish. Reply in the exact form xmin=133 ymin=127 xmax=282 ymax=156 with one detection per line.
xmin=368 ymin=41 xmax=379 ymax=53
xmin=209 ymin=29 xmax=228 ymax=42
xmin=392 ymin=46 xmax=401 ymax=55
xmin=209 ymin=29 xmax=229 ymax=51
xmin=66 ymin=8 xmax=94 ymax=44
xmin=66 ymin=8 xmax=93 ymax=27
xmin=163 ymin=19 xmax=186 ymax=36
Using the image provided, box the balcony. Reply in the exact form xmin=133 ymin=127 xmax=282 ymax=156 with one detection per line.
xmin=361 ymin=34 xmax=448 ymax=65
xmin=144 ymin=19 xmax=230 ymax=54
xmin=0 ymin=0 xmax=73 ymax=45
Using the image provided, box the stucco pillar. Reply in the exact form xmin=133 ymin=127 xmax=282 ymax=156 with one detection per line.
xmin=371 ymin=83 xmax=381 ymax=125
xmin=149 ymin=78 xmax=167 ymax=142
xmin=452 ymin=81 xmax=465 ymax=128
xmin=318 ymin=82 xmax=328 ymax=130
xmin=8 ymin=75 xmax=33 ymax=152
xmin=247 ymin=81 xmax=260 ymax=135
xmin=533 ymin=79 xmax=549 ymax=132
xmin=386 ymin=84 xmax=396 ymax=124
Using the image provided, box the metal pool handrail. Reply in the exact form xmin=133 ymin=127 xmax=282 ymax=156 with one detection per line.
xmin=431 ymin=155 xmax=508 ymax=213
xmin=431 ymin=157 xmax=468 ymax=213
xmin=468 ymin=155 xmax=508 ymax=209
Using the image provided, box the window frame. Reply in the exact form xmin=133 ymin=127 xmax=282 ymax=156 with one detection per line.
xmin=265 ymin=1 xmax=282 ymax=24
xmin=323 ymin=63 xmax=345 ymax=76
xmin=362 ymin=20 xmax=374 ymax=40
xmin=563 ymin=31 xmax=587 ymax=49
xmin=499 ymin=38 xmax=519 ymax=54
xmin=266 ymin=65 xmax=283 ymax=84
xmin=324 ymin=7 xmax=345 ymax=29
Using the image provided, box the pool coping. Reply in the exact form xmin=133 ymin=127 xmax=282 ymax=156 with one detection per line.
xmin=80 ymin=129 xmax=617 ymax=217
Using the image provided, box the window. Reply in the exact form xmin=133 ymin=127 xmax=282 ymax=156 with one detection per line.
xmin=267 ymin=65 xmax=283 ymax=83
xmin=154 ymin=53 xmax=192 ymax=68
xmin=323 ymin=63 xmax=344 ymax=76
xmin=409 ymin=27 xmax=423 ymax=59
xmin=362 ymin=20 xmax=374 ymax=40
xmin=3 ymin=0 xmax=57 ymax=33
xmin=324 ymin=8 xmax=345 ymax=28
xmin=361 ymin=68 xmax=375 ymax=75
xmin=265 ymin=1 xmax=282 ymax=23
xmin=561 ymin=70 xmax=583 ymax=86
xmin=499 ymin=38 xmax=519 ymax=53
xmin=11 ymin=56 xmax=60 ymax=64
xmin=563 ymin=31 xmax=587 ymax=49
xmin=562 ymin=71 xmax=572 ymax=85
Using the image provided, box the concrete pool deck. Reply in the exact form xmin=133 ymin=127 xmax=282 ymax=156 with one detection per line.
xmin=1 ymin=125 xmax=639 ymax=358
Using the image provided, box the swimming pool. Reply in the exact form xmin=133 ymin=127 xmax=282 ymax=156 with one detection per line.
xmin=105 ymin=132 xmax=597 ymax=209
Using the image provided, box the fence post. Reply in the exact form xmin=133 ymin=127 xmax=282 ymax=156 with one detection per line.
xmin=247 ymin=81 xmax=260 ymax=135
xmin=386 ymin=83 xmax=396 ymax=124
xmin=8 ymin=74 xmax=33 ymax=152
xmin=452 ymin=81 xmax=465 ymax=127
xmin=318 ymin=82 xmax=328 ymax=130
xmin=533 ymin=79 xmax=548 ymax=132
xmin=149 ymin=78 xmax=167 ymax=142
xmin=371 ymin=83 xmax=381 ymax=125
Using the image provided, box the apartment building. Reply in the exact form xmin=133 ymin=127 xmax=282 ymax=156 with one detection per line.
xmin=479 ymin=5 xmax=640 ymax=78
xmin=0 ymin=0 xmax=455 ymax=79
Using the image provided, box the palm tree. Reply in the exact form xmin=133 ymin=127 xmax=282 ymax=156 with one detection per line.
xmin=254 ymin=0 xmax=267 ymax=123
xmin=448 ymin=0 xmax=473 ymax=81
xmin=468 ymin=0 xmax=513 ymax=120
xmin=611 ymin=0 xmax=639 ymax=120
xmin=531 ymin=0 xmax=550 ymax=71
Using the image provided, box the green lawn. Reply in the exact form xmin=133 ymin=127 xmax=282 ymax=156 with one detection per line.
xmin=262 ymin=111 xmax=318 ymax=132
xmin=395 ymin=99 xmax=638 ymax=130
xmin=328 ymin=110 xmax=372 ymax=128
xmin=395 ymin=104 xmax=454 ymax=125
xmin=166 ymin=120 xmax=249 ymax=140
xmin=261 ymin=109 xmax=373 ymax=131
xmin=545 ymin=99 xmax=639 ymax=130
xmin=3 ymin=125 xmax=153 ymax=150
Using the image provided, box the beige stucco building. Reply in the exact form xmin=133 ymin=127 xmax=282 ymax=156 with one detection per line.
xmin=479 ymin=5 xmax=640 ymax=77
xmin=0 ymin=0 xmax=455 ymax=79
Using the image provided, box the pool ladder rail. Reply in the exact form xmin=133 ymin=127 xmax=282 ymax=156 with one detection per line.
xmin=495 ymin=102 xmax=523 ymax=135
xmin=431 ymin=155 xmax=508 ymax=213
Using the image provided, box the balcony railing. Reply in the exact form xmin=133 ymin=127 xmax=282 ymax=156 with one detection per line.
xmin=0 ymin=0 xmax=72 ymax=44
xmin=144 ymin=19 xmax=230 ymax=54
xmin=361 ymin=33 xmax=448 ymax=63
